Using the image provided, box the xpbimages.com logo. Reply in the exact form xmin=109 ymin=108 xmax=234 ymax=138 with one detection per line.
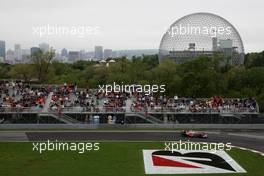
xmin=32 ymin=24 xmax=100 ymax=38
xmin=164 ymin=140 xmax=232 ymax=153
xmin=98 ymin=82 xmax=166 ymax=95
xmin=32 ymin=140 xmax=100 ymax=154
xmin=167 ymin=24 xmax=232 ymax=38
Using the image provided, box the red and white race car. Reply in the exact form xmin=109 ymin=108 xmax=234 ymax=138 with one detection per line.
xmin=181 ymin=130 xmax=208 ymax=138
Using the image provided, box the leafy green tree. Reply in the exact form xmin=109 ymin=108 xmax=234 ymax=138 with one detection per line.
xmin=31 ymin=50 xmax=55 ymax=82
xmin=245 ymin=51 xmax=264 ymax=68
xmin=8 ymin=64 xmax=35 ymax=82
xmin=0 ymin=63 xmax=12 ymax=79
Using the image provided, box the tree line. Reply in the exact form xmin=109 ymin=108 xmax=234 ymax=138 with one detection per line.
xmin=0 ymin=50 xmax=264 ymax=111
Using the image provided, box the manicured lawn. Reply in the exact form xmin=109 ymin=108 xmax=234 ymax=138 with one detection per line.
xmin=0 ymin=142 xmax=263 ymax=176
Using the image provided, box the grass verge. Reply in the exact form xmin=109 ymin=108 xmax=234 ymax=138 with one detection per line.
xmin=0 ymin=142 xmax=263 ymax=176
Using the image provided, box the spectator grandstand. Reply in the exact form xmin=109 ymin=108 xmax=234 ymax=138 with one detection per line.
xmin=0 ymin=81 xmax=260 ymax=125
xmin=0 ymin=80 xmax=48 ymax=112
xmin=131 ymin=93 xmax=258 ymax=113
xmin=0 ymin=81 xmax=258 ymax=114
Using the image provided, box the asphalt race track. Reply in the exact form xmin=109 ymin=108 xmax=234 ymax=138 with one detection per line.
xmin=1 ymin=131 xmax=262 ymax=153
xmin=0 ymin=131 xmax=263 ymax=153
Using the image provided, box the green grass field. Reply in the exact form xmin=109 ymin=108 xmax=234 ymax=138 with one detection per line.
xmin=0 ymin=142 xmax=263 ymax=176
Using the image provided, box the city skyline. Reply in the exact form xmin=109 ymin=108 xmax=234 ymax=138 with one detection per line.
xmin=0 ymin=41 xmax=158 ymax=55
xmin=0 ymin=40 xmax=159 ymax=64
xmin=0 ymin=0 xmax=263 ymax=52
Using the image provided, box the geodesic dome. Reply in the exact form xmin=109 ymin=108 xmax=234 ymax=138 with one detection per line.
xmin=159 ymin=12 xmax=244 ymax=64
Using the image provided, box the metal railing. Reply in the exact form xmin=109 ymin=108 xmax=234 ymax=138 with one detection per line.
xmin=0 ymin=105 xmax=259 ymax=114
xmin=0 ymin=107 xmax=43 ymax=113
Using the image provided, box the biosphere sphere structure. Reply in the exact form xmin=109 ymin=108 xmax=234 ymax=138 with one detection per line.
xmin=159 ymin=12 xmax=244 ymax=65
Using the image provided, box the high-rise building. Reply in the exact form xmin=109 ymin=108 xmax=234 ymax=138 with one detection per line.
xmin=79 ymin=50 xmax=86 ymax=60
xmin=86 ymin=51 xmax=95 ymax=59
xmin=68 ymin=51 xmax=80 ymax=63
xmin=0 ymin=40 xmax=6 ymax=61
xmin=6 ymin=49 xmax=14 ymax=64
xmin=104 ymin=49 xmax=112 ymax=59
xmin=22 ymin=49 xmax=30 ymax=56
xmin=30 ymin=47 xmax=40 ymax=55
xmin=14 ymin=44 xmax=22 ymax=61
xmin=61 ymin=48 xmax=68 ymax=57
xmin=22 ymin=49 xmax=31 ymax=63
xmin=94 ymin=46 xmax=103 ymax=60
xmin=39 ymin=43 xmax=49 ymax=52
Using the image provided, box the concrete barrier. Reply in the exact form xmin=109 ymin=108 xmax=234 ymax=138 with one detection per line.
xmin=0 ymin=124 xmax=264 ymax=130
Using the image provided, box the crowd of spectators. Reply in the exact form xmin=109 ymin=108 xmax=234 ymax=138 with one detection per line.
xmin=49 ymin=83 xmax=98 ymax=112
xmin=0 ymin=81 xmax=258 ymax=114
xmin=98 ymin=91 xmax=127 ymax=112
xmin=0 ymin=81 xmax=48 ymax=111
xmin=131 ymin=94 xmax=258 ymax=113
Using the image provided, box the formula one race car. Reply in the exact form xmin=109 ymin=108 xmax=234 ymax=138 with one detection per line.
xmin=181 ymin=130 xmax=208 ymax=138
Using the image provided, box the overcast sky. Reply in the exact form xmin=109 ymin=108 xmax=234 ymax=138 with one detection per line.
xmin=0 ymin=0 xmax=263 ymax=52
